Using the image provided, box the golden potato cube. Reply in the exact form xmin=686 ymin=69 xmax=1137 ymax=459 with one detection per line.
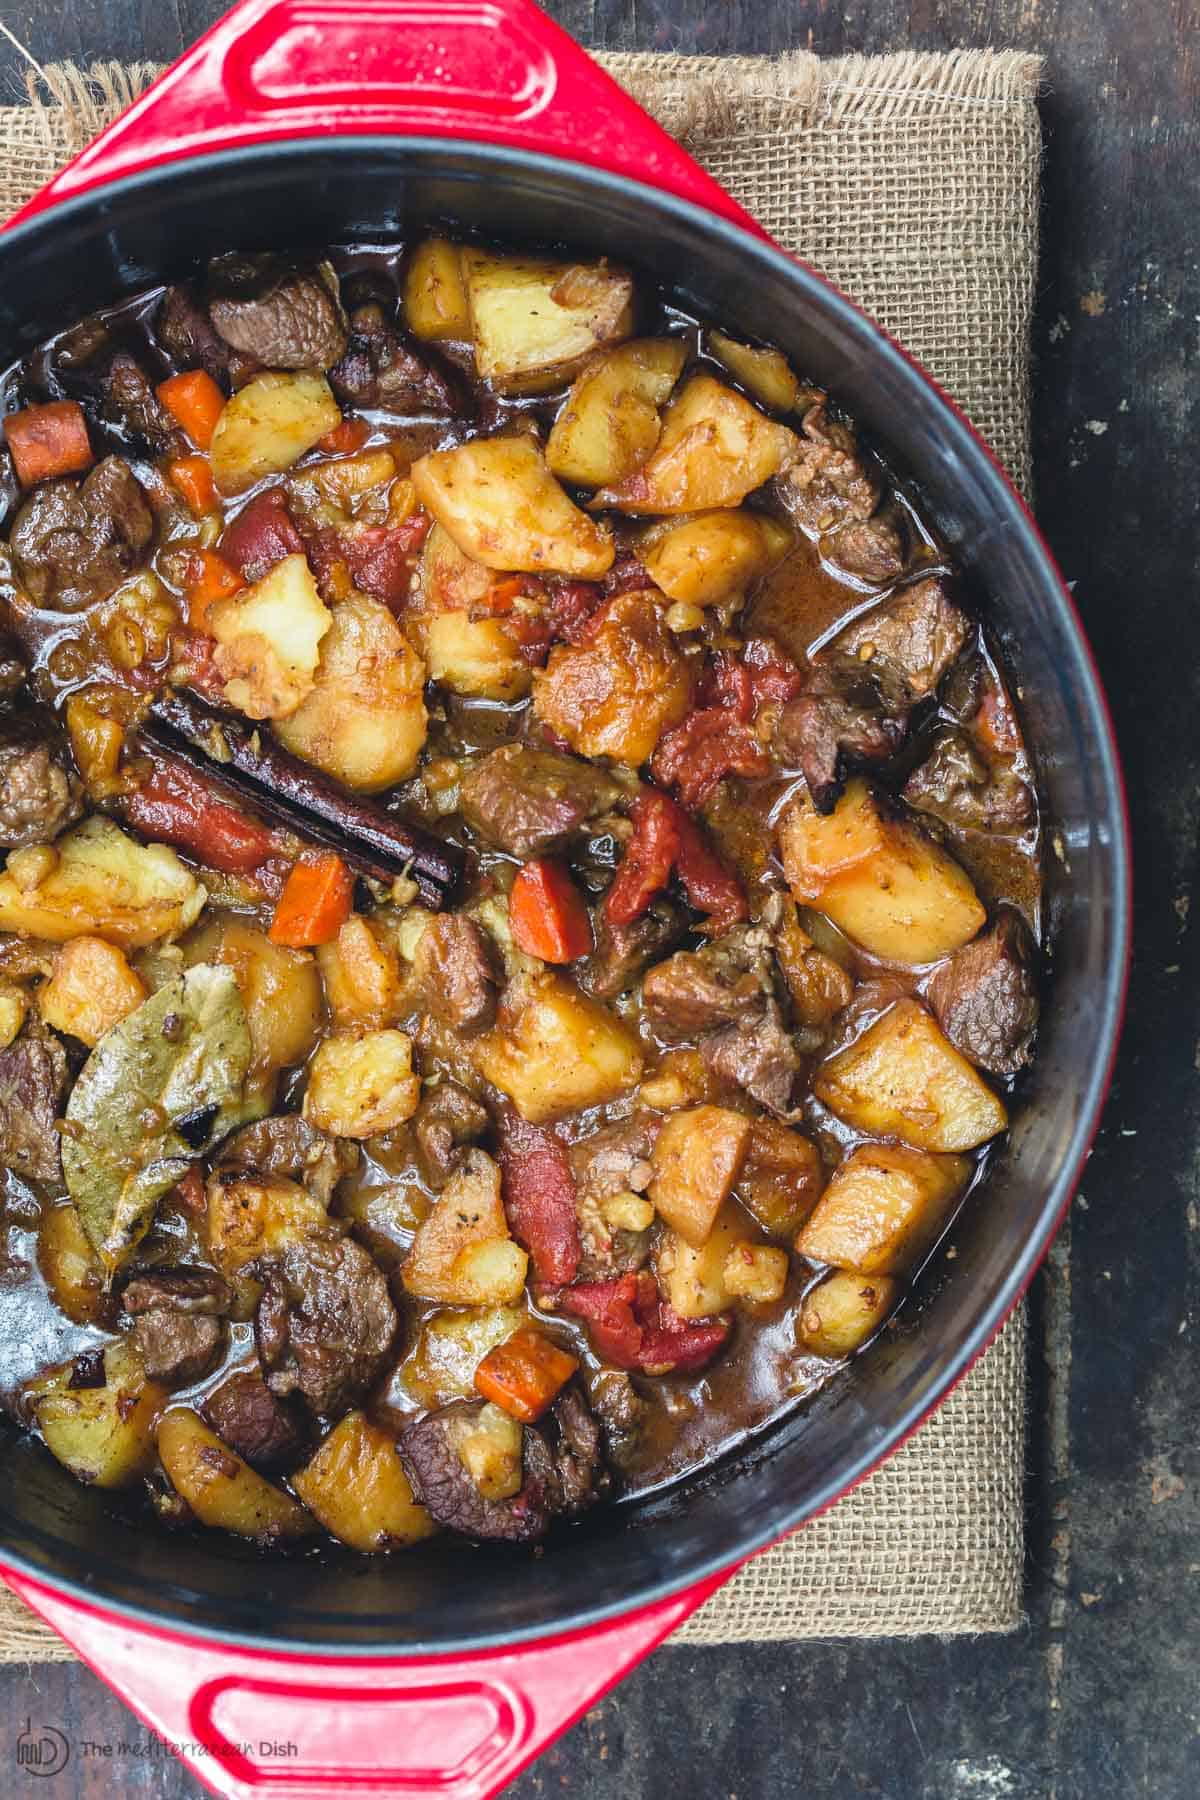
xmin=473 ymin=974 xmax=643 ymax=1123
xmin=182 ymin=918 xmax=323 ymax=1077
xmin=303 ymin=1028 xmax=420 ymax=1138
xmin=38 ymin=1202 xmax=107 ymax=1326
xmin=734 ymin=1117 xmax=825 ymax=1239
xmin=593 ymin=374 xmax=799 ymax=513
xmin=402 ymin=1149 xmax=528 ymax=1305
xmin=38 ymin=934 xmax=147 ymax=1047
xmin=158 ymin=1408 xmax=313 ymax=1540
xmin=26 ymin=1338 xmax=165 ymax=1489
xmin=207 ymin=1176 xmax=329 ymax=1278
xmin=639 ymin=509 xmax=790 ymax=608
xmin=404 ymin=237 xmax=471 ymax=341
xmin=650 ymin=1104 xmax=753 ymax=1248
xmin=778 ymin=779 xmax=986 ymax=965
xmin=532 ymin=589 xmax=692 ymax=765
xmin=814 ymin=1000 xmax=1008 ymax=1152
xmin=209 ymin=552 xmax=331 ymax=722
xmin=317 ymin=916 xmax=401 ymax=1030
xmin=292 ymin=1411 xmax=437 ymax=1551
xmin=210 ymin=370 xmax=341 ymax=496
xmin=546 ymin=338 xmax=687 ymax=487
xmin=798 ymin=1269 xmax=900 ymax=1358
xmin=411 ymin=436 xmax=614 ymax=578
xmin=656 ymin=1205 xmax=746 ymax=1318
xmin=796 ymin=1142 xmax=970 ymax=1275
xmin=723 ymin=1240 xmax=791 ymax=1305
xmin=399 ymin=1306 xmax=526 ymax=1410
xmin=0 ymin=980 xmax=25 ymax=1049
xmin=457 ymin=1402 xmax=525 ymax=1500
xmin=0 ymin=817 xmax=204 ymax=949
xmin=707 ymin=330 xmax=802 ymax=412
xmin=463 ymin=249 xmax=634 ymax=393
xmin=423 ymin=610 xmax=533 ymax=701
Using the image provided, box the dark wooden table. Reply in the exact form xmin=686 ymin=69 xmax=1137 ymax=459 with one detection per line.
xmin=0 ymin=3 xmax=1193 ymax=1796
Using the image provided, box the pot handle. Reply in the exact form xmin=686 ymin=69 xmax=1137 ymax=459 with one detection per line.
xmin=2 ymin=1562 xmax=733 ymax=1798
xmin=8 ymin=0 xmax=769 ymax=239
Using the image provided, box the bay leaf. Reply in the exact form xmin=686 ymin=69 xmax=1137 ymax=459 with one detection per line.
xmin=63 ymin=963 xmax=268 ymax=1274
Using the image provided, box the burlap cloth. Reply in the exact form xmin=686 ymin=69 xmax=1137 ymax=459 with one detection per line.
xmin=0 ymin=47 xmax=1039 ymax=1655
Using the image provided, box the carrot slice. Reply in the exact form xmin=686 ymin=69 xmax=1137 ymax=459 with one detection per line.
xmin=5 ymin=400 xmax=93 ymax=486
xmin=183 ymin=549 xmax=245 ymax=631
xmin=509 ymin=858 xmax=593 ymax=963
xmin=167 ymin=455 xmax=218 ymax=518
xmin=317 ymin=417 xmax=369 ymax=456
xmin=269 ymin=854 xmax=355 ymax=947
xmin=156 ymin=369 xmax=226 ymax=450
xmin=474 ymin=1327 xmax=579 ymax=1422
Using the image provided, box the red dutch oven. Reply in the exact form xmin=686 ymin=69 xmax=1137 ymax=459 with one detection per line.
xmin=0 ymin=3 xmax=1130 ymax=1795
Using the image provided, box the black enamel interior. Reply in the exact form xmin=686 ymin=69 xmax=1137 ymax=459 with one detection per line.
xmin=0 ymin=140 xmax=1129 ymax=1654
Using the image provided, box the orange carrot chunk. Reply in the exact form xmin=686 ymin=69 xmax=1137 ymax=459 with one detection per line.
xmin=156 ymin=369 xmax=226 ymax=451
xmin=167 ymin=455 xmax=218 ymax=517
xmin=317 ymin=416 xmax=369 ymax=456
xmin=508 ymin=858 xmax=593 ymax=963
xmin=183 ymin=549 xmax=245 ymax=631
xmin=5 ymin=400 xmax=93 ymax=486
xmin=474 ymin=1328 xmax=580 ymax=1423
xmin=269 ymin=854 xmax=355 ymax=948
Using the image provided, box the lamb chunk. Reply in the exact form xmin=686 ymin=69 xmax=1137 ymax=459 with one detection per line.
xmin=459 ymin=745 xmax=620 ymax=858
xmin=774 ymin=669 xmax=907 ymax=814
xmin=413 ymin=1081 xmax=488 ymax=1187
xmin=774 ymin=403 xmax=881 ymax=531
xmin=207 ymin=255 xmax=349 ymax=372
xmin=827 ymin=577 xmax=971 ymax=706
xmin=701 ymin=999 xmax=802 ymax=1117
xmin=10 ymin=455 xmax=153 ymax=612
xmin=588 ymin=1368 xmax=643 ymax=1445
xmin=122 ymin=1268 xmax=231 ymax=1317
xmin=132 ymin=1310 xmax=223 ymax=1387
xmin=641 ymin=927 xmax=775 ymax=1043
xmin=255 ymin=1234 xmax=397 ymax=1417
xmin=822 ymin=513 xmax=906 ymax=585
xmin=0 ymin=707 xmax=83 ymax=849
xmin=158 ymin=283 xmax=259 ymax=388
xmin=551 ymin=1382 xmax=607 ymax=1517
xmin=412 ymin=914 xmax=499 ymax=1034
xmin=579 ymin=895 xmax=687 ymax=1001
xmin=96 ymin=352 xmax=178 ymax=456
xmin=202 ymin=1367 xmax=309 ymax=1472
xmin=329 ymin=302 xmax=457 ymax=414
xmin=570 ymin=1117 xmax=659 ymax=1282
xmin=215 ymin=1115 xmax=357 ymax=1205
xmin=0 ymin=1025 xmax=66 ymax=1188
xmin=927 ymin=909 xmax=1039 ymax=1076
xmin=903 ymin=729 xmax=1034 ymax=835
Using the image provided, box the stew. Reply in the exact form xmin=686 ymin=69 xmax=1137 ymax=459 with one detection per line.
xmin=0 ymin=240 xmax=1040 ymax=1552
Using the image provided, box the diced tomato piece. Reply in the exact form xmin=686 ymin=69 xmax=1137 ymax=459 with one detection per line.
xmin=269 ymin=853 xmax=355 ymax=948
xmin=474 ymin=1327 xmax=579 ymax=1422
xmin=5 ymin=400 xmax=93 ymax=486
xmin=156 ymin=369 xmax=225 ymax=450
xmin=220 ymin=488 xmax=304 ymax=582
xmin=559 ymin=1271 xmax=731 ymax=1373
xmin=652 ymin=709 xmax=771 ymax=809
xmin=124 ymin=756 xmax=292 ymax=875
xmin=317 ymin=416 xmax=369 ymax=456
xmin=497 ymin=1109 xmax=581 ymax=1286
xmin=673 ymin=806 xmax=749 ymax=933
xmin=743 ymin=635 xmax=805 ymax=708
xmin=639 ymin=1306 xmax=734 ymax=1372
xmin=509 ymin=859 xmax=593 ymax=963
xmin=308 ymin=519 xmax=429 ymax=610
xmin=558 ymin=1272 xmax=647 ymax=1367
xmin=603 ymin=791 xmax=682 ymax=928
xmin=699 ymin=651 xmax=755 ymax=722
xmin=546 ymin=579 xmax=607 ymax=646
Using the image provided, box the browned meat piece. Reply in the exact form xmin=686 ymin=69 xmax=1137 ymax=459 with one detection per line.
xmin=774 ymin=668 xmax=907 ymax=814
xmin=0 ymin=1026 xmax=65 ymax=1188
xmin=459 ymin=745 xmax=620 ymax=858
xmin=588 ymin=1368 xmax=643 ymax=1444
xmin=157 ymin=283 xmax=259 ymax=389
xmin=903 ymin=729 xmax=1034 ymax=835
xmin=96 ymin=352 xmax=178 ymax=456
xmin=927 ymin=909 xmax=1039 ymax=1076
xmin=329 ymin=302 xmax=457 ymax=414
xmin=0 ymin=707 xmax=83 ymax=849
xmin=202 ymin=1367 xmax=309 ymax=1471
xmin=399 ymin=1385 xmax=607 ymax=1542
xmin=215 ymin=1115 xmax=357 ymax=1205
xmin=774 ymin=403 xmax=881 ymax=532
xmin=10 ymin=455 xmax=153 ymax=612
xmin=413 ymin=1080 xmax=488 ymax=1187
xmin=0 ymin=638 xmax=25 ymax=699
xmin=207 ymin=255 xmax=349 ymax=372
xmin=580 ymin=895 xmax=687 ymax=1001
xmin=826 ymin=577 xmax=971 ymax=706
xmin=122 ymin=1267 xmax=231 ymax=1316
xmin=641 ymin=927 xmax=775 ymax=1043
xmin=822 ymin=513 xmax=906 ymax=585
xmin=255 ymin=1234 xmax=397 ymax=1417
xmin=701 ymin=999 xmax=802 ymax=1117
xmin=412 ymin=914 xmax=499 ymax=1034
xmin=569 ymin=1116 xmax=659 ymax=1280
xmin=132 ymin=1310 xmax=224 ymax=1387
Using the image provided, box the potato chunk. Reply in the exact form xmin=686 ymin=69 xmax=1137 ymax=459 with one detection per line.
xmin=317 ymin=915 xmax=401 ymax=1029
xmin=211 ymin=370 xmax=341 ymax=496
xmin=532 ymin=589 xmax=691 ymax=765
xmin=274 ymin=591 xmax=428 ymax=792
xmin=38 ymin=934 xmax=146 ymax=1046
xmin=463 ymin=249 xmax=634 ymax=393
xmin=181 ymin=918 xmax=323 ymax=1077
xmin=779 ymin=779 xmax=986 ymax=965
xmin=593 ymin=375 xmax=799 ymax=513
xmin=655 ymin=1204 xmax=745 ymax=1319
xmin=293 ymin=1411 xmax=437 ymax=1551
xmin=639 ymin=510 xmax=791 ymax=607
xmin=813 ymin=1000 xmax=1008 ymax=1152
xmin=38 ymin=1203 xmax=107 ymax=1325
xmin=546 ymin=338 xmax=687 ymax=487
xmin=474 ymin=973 xmax=642 ymax=1123
xmin=207 ymin=1176 xmax=329 ymax=1279
xmin=796 ymin=1142 xmax=970 ymax=1274
xmin=411 ymin=437 xmax=614 ymax=577
xmin=402 ymin=1149 xmax=528 ymax=1305
xmin=404 ymin=237 xmax=471 ymax=341
xmin=650 ymin=1104 xmax=753 ymax=1248
xmin=26 ymin=1339 xmax=164 ymax=1488
xmin=734 ymin=1118 xmax=824 ymax=1239
xmin=157 ymin=1407 xmax=313 ymax=1540
xmin=707 ymin=330 xmax=802 ymax=413
xmin=798 ymin=1269 xmax=900 ymax=1358
xmin=303 ymin=1029 xmax=421 ymax=1138
xmin=723 ymin=1240 xmax=790 ymax=1305
xmin=399 ymin=1306 xmax=526 ymax=1409
xmin=409 ymin=525 xmax=532 ymax=701
xmin=208 ymin=553 xmax=331 ymax=722
xmin=0 ymin=817 xmax=204 ymax=949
